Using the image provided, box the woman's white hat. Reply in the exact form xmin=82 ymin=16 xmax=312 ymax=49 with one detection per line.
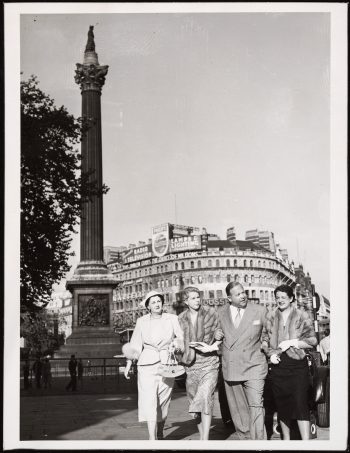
xmin=139 ymin=290 xmax=165 ymax=309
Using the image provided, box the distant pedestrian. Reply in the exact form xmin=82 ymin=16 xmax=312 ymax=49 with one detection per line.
xmin=319 ymin=329 xmax=330 ymax=365
xmin=32 ymin=357 xmax=42 ymax=389
xmin=42 ymin=357 xmax=52 ymax=389
xmin=23 ymin=360 xmax=30 ymax=390
xmin=87 ymin=360 xmax=92 ymax=377
xmin=77 ymin=359 xmax=84 ymax=388
xmin=66 ymin=354 xmax=77 ymax=391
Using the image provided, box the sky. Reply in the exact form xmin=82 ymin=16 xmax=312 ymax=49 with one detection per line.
xmin=20 ymin=11 xmax=331 ymax=296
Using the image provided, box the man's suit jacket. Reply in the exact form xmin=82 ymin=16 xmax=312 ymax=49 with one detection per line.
xmin=217 ymin=301 xmax=268 ymax=381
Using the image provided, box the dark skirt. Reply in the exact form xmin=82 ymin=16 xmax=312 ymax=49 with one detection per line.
xmin=269 ymin=353 xmax=311 ymax=423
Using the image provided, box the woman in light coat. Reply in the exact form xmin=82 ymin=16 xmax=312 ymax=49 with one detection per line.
xmin=123 ymin=290 xmax=184 ymax=440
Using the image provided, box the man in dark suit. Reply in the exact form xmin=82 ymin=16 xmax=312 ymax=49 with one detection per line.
xmin=66 ymin=354 xmax=77 ymax=391
xmin=215 ymin=282 xmax=268 ymax=440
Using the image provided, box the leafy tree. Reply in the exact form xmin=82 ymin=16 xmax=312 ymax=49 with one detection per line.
xmin=21 ymin=76 xmax=108 ymax=318
xmin=20 ymin=311 xmax=65 ymax=357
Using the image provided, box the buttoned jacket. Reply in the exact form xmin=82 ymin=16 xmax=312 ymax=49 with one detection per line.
xmin=129 ymin=313 xmax=184 ymax=366
xmin=216 ymin=301 xmax=268 ymax=381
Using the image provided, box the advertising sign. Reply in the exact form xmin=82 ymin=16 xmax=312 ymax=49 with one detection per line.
xmin=152 ymin=223 xmax=170 ymax=257
xmin=122 ymin=244 xmax=153 ymax=264
xmin=169 ymin=235 xmax=202 ymax=253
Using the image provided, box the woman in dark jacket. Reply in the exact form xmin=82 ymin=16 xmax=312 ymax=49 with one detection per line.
xmin=263 ymin=284 xmax=317 ymax=440
xmin=178 ymin=287 xmax=221 ymax=440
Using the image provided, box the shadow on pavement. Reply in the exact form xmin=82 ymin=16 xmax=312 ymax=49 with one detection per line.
xmin=165 ymin=416 xmax=234 ymax=440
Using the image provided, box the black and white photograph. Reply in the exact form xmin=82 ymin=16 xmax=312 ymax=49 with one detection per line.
xmin=3 ymin=2 xmax=348 ymax=450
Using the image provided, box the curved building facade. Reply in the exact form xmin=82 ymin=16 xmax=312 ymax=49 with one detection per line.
xmin=107 ymin=223 xmax=295 ymax=329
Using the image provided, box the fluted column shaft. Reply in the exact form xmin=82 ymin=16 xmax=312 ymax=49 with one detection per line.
xmin=80 ymin=89 xmax=103 ymax=261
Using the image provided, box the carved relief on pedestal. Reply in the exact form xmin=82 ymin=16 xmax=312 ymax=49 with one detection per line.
xmin=78 ymin=294 xmax=109 ymax=326
xmin=75 ymin=63 xmax=109 ymax=92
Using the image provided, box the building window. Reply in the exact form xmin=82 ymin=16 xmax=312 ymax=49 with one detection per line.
xmin=175 ymin=263 xmax=178 ymax=271
xmin=245 ymin=290 xmax=250 ymax=298
xmin=190 ymin=261 xmax=194 ymax=269
xmin=181 ymin=262 xmax=185 ymax=270
xmin=244 ymin=275 xmax=248 ymax=283
xmin=165 ymin=265 xmax=168 ymax=272
xmin=234 ymin=274 xmax=240 ymax=282
xmin=209 ymin=290 xmax=215 ymax=299
xmin=265 ymin=290 xmax=269 ymax=300
xmin=216 ymin=259 xmax=220 ymax=267
xmin=157 ymin=266 xmax=159 ymax=273
xmin=226 ymin=259 xmax=230 ymax=267
xmin=243 ymin=260 xmax=247 ymax=267
xmin=191 ymin=276 xmax=196 ymax=284
xmin=250 ymin=260 xmax=253 ymax=267
xmin=197 ymin=260 xmax=201 ymax=268
xmin=259 ymin=275 xmax=262 ymax=283
xmin=157 ymin=281 xmax=161 ymax=288
xmin=252 ymin=290 xmax=256 ymax=298
xmin=165 ymin=279 xmax=169 ymax=287
xmin=216 ymin=275 xmax=220 ymax=283
xmin=264 ymin=276 xmax=267 ymax=284
xmin=260 ymin=290 xmax=264 ymax=300
xmin=160 ymin=266 xmax=163 ymax=273
xmin=208 ymin=275 xmax=214 ymax=283
xmin=217 ymin=290 xmax=223 ymax=298
xmin=251 ymin=275 xmax=255 ymax=283
xmin=208 ymin=259 xmax=212 ymax=267
xmin=226 ymin=274 xmax=231 ymax=282
xmin=271 ymin=291 xmax=274 ymax=300
xmin=258 ymin=260 xmax=261 ymax=267
xmin=175 ymin=277 xmax=179 ymax=286
xmin=263 ymin=261 xmax=266 ymax=267
xmin=234 ymin=259 xmax=237 ymax=267
xmin=198 ymin=276 xmax=203 ymax=284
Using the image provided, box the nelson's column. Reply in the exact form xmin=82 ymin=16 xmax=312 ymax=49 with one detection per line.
xmin=59 ymin=26 xmax=119 ymax=358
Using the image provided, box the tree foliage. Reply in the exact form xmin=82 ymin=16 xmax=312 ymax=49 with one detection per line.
xmin=21 ymin=76 xmax=108 ymax=317
xmin=20 ymin=311 xmax=65 ymax=357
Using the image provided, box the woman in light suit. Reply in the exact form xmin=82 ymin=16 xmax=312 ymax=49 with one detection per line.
xmin=123 ymin=290 xmax=184 ymax=440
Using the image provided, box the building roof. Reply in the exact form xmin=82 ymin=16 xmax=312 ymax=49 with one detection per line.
xmin=206 ymin=239 xmax=268 ymax=252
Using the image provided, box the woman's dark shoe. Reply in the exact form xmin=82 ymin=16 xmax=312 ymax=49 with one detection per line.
xmin=157 ymin=421 xmax=165 ymax=439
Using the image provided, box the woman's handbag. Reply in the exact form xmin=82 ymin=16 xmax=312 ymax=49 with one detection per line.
xmin=158 ymin=349 xmax=185 ymax=378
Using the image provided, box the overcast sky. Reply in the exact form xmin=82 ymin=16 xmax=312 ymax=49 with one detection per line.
xmin=20 ymin=12 xmax=330 ymax=296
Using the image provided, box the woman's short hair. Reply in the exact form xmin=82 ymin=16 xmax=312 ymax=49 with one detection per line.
xmin=274 ymin=284 xmax=295 ymax=302
xmin=225 ymin=281 xmax=243 ymax=297
xmin=145 ymin=293 xmax=164 ymax=309
xmin=183 ymin=286 xmax=200 ymax=300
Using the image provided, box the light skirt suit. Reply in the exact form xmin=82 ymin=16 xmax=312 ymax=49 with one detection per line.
xmin=129 ymin=313 xmax=184 ymax=422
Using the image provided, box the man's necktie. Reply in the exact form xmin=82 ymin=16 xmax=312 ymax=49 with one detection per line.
xmin=234 ymin=308 xmax=242 ymax=328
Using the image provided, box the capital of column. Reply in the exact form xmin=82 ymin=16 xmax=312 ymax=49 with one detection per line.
xmin=75 ymin=63 xmax=109 ymax=93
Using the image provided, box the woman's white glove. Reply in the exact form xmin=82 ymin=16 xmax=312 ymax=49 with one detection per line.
xmin=124 ymin=360 xmax=132 ymax=380
xmin=190 ymin=341 xmax=219 ymax=353
xmin=270 ymin=354 xmax=281 ymax=364
xmin=278 ymin=339 xmax=299 ymax=352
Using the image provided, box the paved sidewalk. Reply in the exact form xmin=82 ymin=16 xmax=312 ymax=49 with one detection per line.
xmin=20 ymin=387 xmax=329 ymax=441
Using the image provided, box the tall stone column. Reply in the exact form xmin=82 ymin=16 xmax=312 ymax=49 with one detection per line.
xmin=60 ymin=27 xmax=119 ymax=359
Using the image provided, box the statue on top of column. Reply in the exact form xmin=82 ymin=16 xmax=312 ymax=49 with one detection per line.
xmin=85 ymin=25 xmax=96 ymax=52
